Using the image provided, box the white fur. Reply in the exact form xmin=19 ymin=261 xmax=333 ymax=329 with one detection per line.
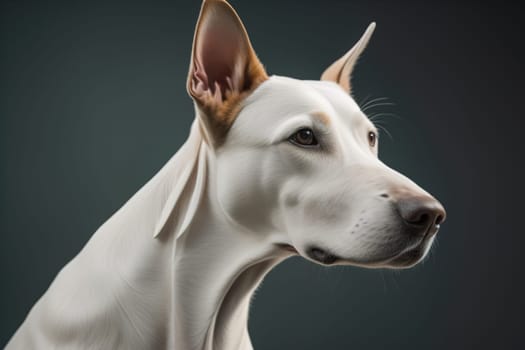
xmin=7 ymin=76 xmax=440 ymax=350
xmin=7 ymin=4 xmax=443 ymax=348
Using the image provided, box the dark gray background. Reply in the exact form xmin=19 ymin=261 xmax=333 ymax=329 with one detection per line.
xmin=1 ymin=0 xmax=523 ymax=348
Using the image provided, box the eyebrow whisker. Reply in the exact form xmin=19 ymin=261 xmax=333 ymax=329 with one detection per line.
xmin=362 ymin=102 xmax=396 ymax=113
xmin=375 ymin=124 xmax=393 ymax=140
xmin=368 ymin=112 xmax=402 ymax=121
xmin=359 ymin=94 xmax=373 ymax=108
xmin=360 ymin=97 xmax=391 ymax=110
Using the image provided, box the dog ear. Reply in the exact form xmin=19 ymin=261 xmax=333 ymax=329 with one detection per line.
xmin=321 ymin=22 xmax=376 ymax=94
xmin=187 ymin=0 xmax=268 ymax=146
xmin=154 ymin=121 xmax=207 ymax=238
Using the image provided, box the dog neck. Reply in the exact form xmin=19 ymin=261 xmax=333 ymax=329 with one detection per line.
xmin=163 ymin=122 xmax=290 ymax=350
xmin=7 ymin=121 xmax=291 ymax=350
xmin=169 ymin=199 xmax=286 ymax=350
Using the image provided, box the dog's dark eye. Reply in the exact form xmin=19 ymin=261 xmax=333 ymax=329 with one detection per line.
xmin=368 ymin=131 xmax=377 ymax=147
xmin=289 ymin=128 xmax=319 ymax=147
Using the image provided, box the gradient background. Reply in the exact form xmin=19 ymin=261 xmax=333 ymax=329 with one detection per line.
xmin=1 ymin=0 xmax=523 ymax=348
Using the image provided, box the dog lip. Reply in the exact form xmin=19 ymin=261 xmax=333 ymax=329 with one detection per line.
xmin=288 ymin=223 xmax=442 ymax=267
xmin=384 ymin=223 xmax=439 ymax=267
xmin=349 ymin=225 xmax=436 ymax=268
xmin=387 ymin=247 xmax=425 ymax=267
xmin=306 ymin=247 xmax=339 ymax=265
xmin=425 ymin=222 xmax=441 ymax=238
xmin=276 ymin=243 xmax=298 ymax=254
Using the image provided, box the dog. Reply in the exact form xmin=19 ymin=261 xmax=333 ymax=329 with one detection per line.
xmin=6 ymin=0 xmax=446 ymax=349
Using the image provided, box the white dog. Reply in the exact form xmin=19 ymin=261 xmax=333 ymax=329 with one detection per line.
xmin=7 ymin=0 xmax=446 ymax=349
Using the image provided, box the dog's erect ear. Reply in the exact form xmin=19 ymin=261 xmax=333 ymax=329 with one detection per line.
xmin=188 ymin=0 xmax=268 ymax=146
xmin=321 ymin=22 xmax=376 ymax=94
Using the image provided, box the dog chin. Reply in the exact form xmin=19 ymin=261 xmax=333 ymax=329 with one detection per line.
xmin=381 ymin=246 xmax=429 ymax=269
xmin=365 ymin=235 xmax=436 ymax=269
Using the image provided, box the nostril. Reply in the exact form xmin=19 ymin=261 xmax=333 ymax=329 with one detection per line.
xmin=396 ymin=196 xmax=445 ymax=231
xmin=408 ymin=212 xmax=430 ymax=226
xmin=380 ymin=193 xmax=390 ymax=198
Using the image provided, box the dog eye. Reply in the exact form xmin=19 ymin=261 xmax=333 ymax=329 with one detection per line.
xmin=368 ymin=131 xmax=377 ymax=147
xmin=289 ymin=128 xmax=319 ymax=147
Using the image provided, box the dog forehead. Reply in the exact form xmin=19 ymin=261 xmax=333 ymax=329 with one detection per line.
xmin=304 ymin=80 xmax=364 ymax=125
xmin=229 ymin=76 xmax=364 ymax=140
xmin=246 ymin=75 xmax=334 ymax=117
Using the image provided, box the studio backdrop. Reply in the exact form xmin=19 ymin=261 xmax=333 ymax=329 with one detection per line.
xmin=1 ymin=0 xmax=523 ymax=349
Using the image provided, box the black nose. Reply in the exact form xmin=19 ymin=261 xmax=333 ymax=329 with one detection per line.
xmin=395 ymin=196 xmax=446 ymax=234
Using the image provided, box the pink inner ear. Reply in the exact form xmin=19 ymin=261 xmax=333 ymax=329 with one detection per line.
xmin=192 ymin=22 xmax=243 ymax=102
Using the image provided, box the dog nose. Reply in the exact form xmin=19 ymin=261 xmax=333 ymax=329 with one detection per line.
xmin=395 ymin=196 xmax=446 ymax=233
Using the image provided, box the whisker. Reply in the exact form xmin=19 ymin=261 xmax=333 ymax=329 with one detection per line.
xmin=376 ymin=124 xmax=393 ymax=140
xmin=359 ymin=96 xmax=400 ymax=142
xmin=368 ymin=112 xmax=402 ymax=121
xmin=368 ymin=113 xmax=382 ymax=121
xmin=360 ymin=96 xmax=390 ymax=110
xmin=431 ymin=238 xmax=439 ymax=263
xmin=388 ymin=270 xmax=402 ymax=292
xmin=362 ymin=102 xmax=396 ymax=113
xmin=359 ymin=94 xmax=373 ymax=108
xmin=380 ymin=270 xmax=388 ymax=294
xmin=369 ymin=116 xmax=391 ymax=124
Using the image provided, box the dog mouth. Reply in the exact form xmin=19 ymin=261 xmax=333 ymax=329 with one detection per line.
xmin=279 ymin=223 xmax=441 ymax=268
xmin=386 ymin=246 xmax=427 ymax=267
xmin=306 ymin=247 xmax=340 ymax=265
xmin=278 ymin=243 xmax=299 ymax=254
xmin=276 ymin=244 xmax=341 ymax=265
xmin=363 ymin=222 xmax=440 ymax=268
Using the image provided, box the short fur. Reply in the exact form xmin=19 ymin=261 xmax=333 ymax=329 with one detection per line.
xmin=7 ymin=1 xmax=445 ymax=349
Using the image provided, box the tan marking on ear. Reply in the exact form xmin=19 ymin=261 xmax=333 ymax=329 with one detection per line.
xmin=188 ymin=0 xmax=268 ymax=147
xmin=198 ymin=54 xmax=268 ymax=147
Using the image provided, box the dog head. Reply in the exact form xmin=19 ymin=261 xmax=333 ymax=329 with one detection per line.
xmin=186 ymin=0 xmax=445 ymax=269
